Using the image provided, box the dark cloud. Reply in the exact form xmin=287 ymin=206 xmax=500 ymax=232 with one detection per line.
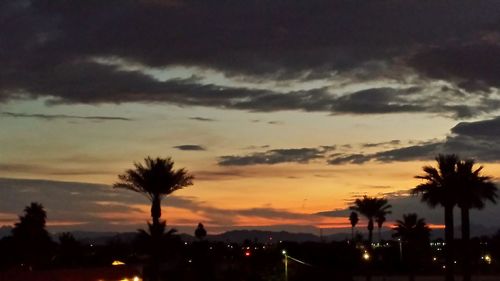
xmin=451 ymin=117 xmax=500 ymax=138
xmin=218 ymin=116 xmax=500 ymax=167
xmin=189 ymin=117 xmax=216 ymax=122
xmin=410 ymin=43 xmax=500 ymax=91
xmin=0 ymin=177 xmax=146 ymax=231
xmin=218 ymin=146 xmax=335 ymax=166
xmin=361 ymin=140 xmax=401 ymax=148
xmin=331 ymin=88 xmax=423 ymax=114
xmin=1 ymin=1 xmax=500 ymax=118
xmin=0 ymin=163 xmax=114 ymax=176
xmin=1 ymin=112 xmax=132 ymax=121
xmin=328 ymin=115 xmax=500 ymax=165
xmin=243 ymin=145 xmax=271 ymax=150
xmin=0 ymin=177 xmax=323 ymax=232
xmin=173 ymin=145 xmax=206 ymax=151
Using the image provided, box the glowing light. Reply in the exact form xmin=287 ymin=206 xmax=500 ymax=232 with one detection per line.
xmin=485 ymin=255 xmax=492 ymax=264
xmin=245 ymin=251 xmax=251 ymax=257
xmin=120 ymin=277 xmax=141 ymax=281
xmin=282 ymin=250 xmax=287 ymax=255
xmin=432 ymin=257 xmax=437 ymax=261
xmin=112 ymin=260 xmax=125 ymax=266
xmin=362 ymin=251 xmax=370 ymax=261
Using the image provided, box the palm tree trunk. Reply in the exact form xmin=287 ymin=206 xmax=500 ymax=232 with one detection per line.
xmin=366 ymin=218 xmax=374 ymax=281
xmin=351 ymin=226 xmax=354 ymax=241
xmin=150 ymin=194 xmax=162 ymax=281
xmin=461 ymin=207 xmax=471 ymax=281
xmin=444 ymin=205 xmax=455 ymax=281
xmin=368 ymin=218 xmax=374 ymax=246
xmin=151 ymin=195 xmax=161 ymax=228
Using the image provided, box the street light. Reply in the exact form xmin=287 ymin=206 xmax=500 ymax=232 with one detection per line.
xmin=362 ymin=251 xmax=370 ymax=261
xmin=484 ymin=254 xmax=492 ymax=264
xmin=282 ymin=250 xmax=288 ymax=281
xmin=398 ymin=238 xmax=403 ymax=262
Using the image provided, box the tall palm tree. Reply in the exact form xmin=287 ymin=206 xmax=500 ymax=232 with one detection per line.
xmin=350 ymin=196 xmax=392 ymax=246
xmin=349 ymin=211 xmax=359 ymax=241
xmin=114 ymin=157 xmax=193 ymax=281
xmin=393 ymin=213 xmax=431 ymax=281
xmin=412 ymin=154 xmax=458 ymax=281
xmin=114 ymin=156 xmax=194 ymax=234
xmin=456 ymin=159 xmax=497 ymax=281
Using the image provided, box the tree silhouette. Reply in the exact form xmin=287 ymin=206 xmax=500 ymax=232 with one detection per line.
xmin=350 ymin=196 xmax=391 ymax=281
xmin=11 ymin=202 xmax=54 ymax=269
xmin=136 ymin=221 xmax=178 ymax=253
xmin=114 ymin=156 xmax=193 ymax=281
xmin=350 ymin=196 xmax=391 ymax=246
xmin=349 ymin=211 xmax=359 ymax=241
xmin=393 ymin=213 xmax=431 ymax=281
xmin=412 ymin=154 xmax=458 ymax=281
xmin=455 ymin=159 xmax=497 ymax=281
xmin=376 ymin=208 xmax=391 ymax=242
xmin=114 ymin=157 xmax=193 ymax=234
xmin=195 ymin=223 xmax=207 ymax=240
xmin=56 ymin=232 xmax=83 ymax=267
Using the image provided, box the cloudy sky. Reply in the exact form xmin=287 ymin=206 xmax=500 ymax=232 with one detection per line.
xmin=2 ymin=0 xmax=500 ymax=235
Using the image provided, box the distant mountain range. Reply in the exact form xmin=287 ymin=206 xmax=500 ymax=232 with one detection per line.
xmin=2 ymin=226 xmax=498 ymax=244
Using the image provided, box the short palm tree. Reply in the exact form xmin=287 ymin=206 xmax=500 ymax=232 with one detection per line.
xmin=350 ymin=196 xmax=392 ymax=246
xmin=349 ymin=211 xmax=359 ymax=241
xmin=393 ymin=213 xmax=431 ymax=245
xmin=114 ymin=156 xmax=194 ymax=235
xmin=456 ymin=159 xmax=497 ymax=281
xmin=393 ymin=213 xmax=431 ymax=281
xmin=376 ymin=212 xmax=387 ymax=242
xmin=412 ymin=154 xmax=458 ymax=281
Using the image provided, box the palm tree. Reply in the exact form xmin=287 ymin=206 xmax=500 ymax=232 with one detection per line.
xmin=114 ymin=157 xmax=193 ymax=235
xmin=376 ymin=208 xmax=391 ymax=242
xmin=349 ymin=211 xmax=359 ymax=241
xmin=114 ymin=157 xmax=193 ymax=281
xmin=350 ymin=196 xmax=392 ymax=246
xmin=412 ymin=154 xmax=458 ymax=281
xmin=393 ymin=213 xmax=431 ymax=281
xmin=455 ymin=159 xmax=497 ymax=281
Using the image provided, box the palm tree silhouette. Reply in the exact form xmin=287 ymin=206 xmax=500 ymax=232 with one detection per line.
xmin=393 ymin=213 xmax=431 ymax=281
xmin=114 ymin=157 xmax=193 ymax=281
xmin=114 ymin=157 xmax=193 ymax=235
xmin=455 ymin=159 xmax=497 ymax=281
xmin=349 ymin=211 xmax=359 ymax=241
xmin=412 ymin=154 xmax=458 ymax=281
xmin=350 ymin=196 xmax=392 ymax=246
xmin=376 ymin=208 xmax=391 ymax=242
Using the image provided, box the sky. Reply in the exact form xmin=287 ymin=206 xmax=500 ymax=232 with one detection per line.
xmin=2 ymin=0 xmax=500 ymax=236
